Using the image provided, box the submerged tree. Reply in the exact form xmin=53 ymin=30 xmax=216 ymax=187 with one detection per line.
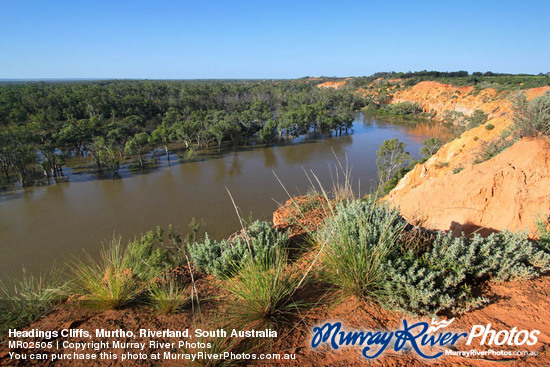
xmin=125 ymin=132 xmax=151 ymax=169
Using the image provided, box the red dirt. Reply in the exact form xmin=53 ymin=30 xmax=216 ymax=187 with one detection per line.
xmin=1 ymin=273 xmax=548 ymax=366
xmin=272 ymin=195 xmax=330 ymax=241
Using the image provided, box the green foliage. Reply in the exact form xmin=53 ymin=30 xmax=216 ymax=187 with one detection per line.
xmin=316 ymin=199 xmax=408 ymax=299
xmin=148 ymin=275 xmax=188 ymax=315
xmin=453 ymin=167 xmax=464 ymax=174
xmin=420 ymin=137 xmax=443 ymax=157
xmin=70 ymin=238 xmax=142 ymax=309
xmin=373 ymin=70 xmax=549 ymax=90
xmin=376 ymin=139 xmax=412 ymax=190
xmin=223 ymin=248 xmax=305 ymax=329
xmin=0 ymin=269 xmax=66 ymax=337
xmin=126 ymin=230 xmax=175 ymax=281
xmin=383 ymin=102 xmax=423 ymax=116
xmin=0 ymin=79 xmax=369 ymax=189
xmin=512 ymin=92 xmax=550 ymax=137
xmin=70 ymin=234 xmax=172 ymax=309
xmin=537 ymin=219 xmax=550 ymax=249
xmin=485 ymin=123 xmax=495 ymax=130
xmin=189 ymin=221 xmax=289 ymax=278
xmin=474 ymin=137 xmax=514 ymax=164
xmin=125 ymin=132 xmax=151 ymax=169
xmin=466 ymin=109 xmax=489 ymax=129
xmin=444 ymin=109 xmax=488 ymax=135
xmin=382 ymin=231 xmax=550 ymax=316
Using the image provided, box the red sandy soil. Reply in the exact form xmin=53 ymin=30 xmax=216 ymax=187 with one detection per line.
xmin=1 ymin=273 xmax=548 ymax=366
xmin=272 ymin=196 xmax=330 ymax=240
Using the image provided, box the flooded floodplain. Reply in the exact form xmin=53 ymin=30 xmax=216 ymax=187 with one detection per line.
xmin=0 ymin=113 xmax=452 ymax=279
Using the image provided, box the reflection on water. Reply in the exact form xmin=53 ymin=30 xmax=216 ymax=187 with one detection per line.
xmin=0 ymin=113 xmax=452 ymax=279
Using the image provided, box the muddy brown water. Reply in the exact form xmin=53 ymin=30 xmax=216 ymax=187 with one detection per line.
xmin=0 ymin=113 xmax=452 ymax=280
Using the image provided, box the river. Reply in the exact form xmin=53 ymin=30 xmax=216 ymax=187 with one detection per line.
xmin=0 ymin=113 xmax=451 ymax=279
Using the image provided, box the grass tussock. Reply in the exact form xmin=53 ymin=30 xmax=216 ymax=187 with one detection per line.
xmin=223 ymin=248 xmax=306 ymax=330
xmin=315 ymin=198 xmax=407 ymax=300
xmin=69 ymin=237 xmax=143 ymax=310
xmin=149 ymin=274 xmax=188 ymax=314
xmin=0 ymin=268 xmax=66 ymax=336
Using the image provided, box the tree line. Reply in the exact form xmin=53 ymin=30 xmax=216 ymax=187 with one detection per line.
xmin=0 ymin=80 xmax=367 ymax=186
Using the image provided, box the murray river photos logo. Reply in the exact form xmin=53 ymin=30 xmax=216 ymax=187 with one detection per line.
xmin=310 ymin=319 xmax=540 ymax=359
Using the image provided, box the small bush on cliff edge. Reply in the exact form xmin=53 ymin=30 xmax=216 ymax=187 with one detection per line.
xmin=382 ymin=231 xmax=550 ymax=316
xmin=70 ymin=238 xmax=143 ymax=309
xmin=189 ymin=221 xmax=289 ymax=278
xmin=512 ymin=92 xmax=550 ymax=137
xmin=316 ymin=198 xmax=408 ymax=300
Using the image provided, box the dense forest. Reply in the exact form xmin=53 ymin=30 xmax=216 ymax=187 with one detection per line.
xmin=2 ymin=72 xmax=548 ymax=189
xmin=0 ymin=80 xmax=366 ymax=187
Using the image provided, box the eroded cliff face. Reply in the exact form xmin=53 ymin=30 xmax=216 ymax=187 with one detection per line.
xmin=392 ymin=81 xmax=512 ymax=120
xmin=316 ymin=79 xmax=349 ymax=89
xmin=384 ymin=83 xmax=550 ymax=236
xmin=387 ymin=138 xmax=550 ymax=236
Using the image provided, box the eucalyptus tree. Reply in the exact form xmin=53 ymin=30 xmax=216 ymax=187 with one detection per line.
xmin=90 ymin=137 xmax=120 ymax=176
xmin=125 ymin=132 xmax=151 ymax=169
xmin=376 ymin=139 xmax=411 ymax=189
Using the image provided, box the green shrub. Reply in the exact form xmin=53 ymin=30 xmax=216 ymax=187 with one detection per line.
xmin=465 ymin=109 xmax=488 ymax=129
xmin=453 ymin=167 xmax=464 ymax=174
xmin=382 ymin=231 xmax=550 ymax=316
xmin=316 ymin=199 xmax=407 ymax=299
xmin=189 ymin=221 xmax=289 ymax=278
xmin=223 ymin=248 xmax=305 ymax=329
xmin=485 ymin=123 xmax=495 ymax=130
xmin=383 ymin=102 xmax=423 ymax=116
xmin=420 ymin=137 xmax=443 ymax=158
xmin=126 ymin=230 xmax=175 ymax=281
xmin=474 ymin=137 xmax=514 ymax=164
xmin=0 ymin=269 xmax=66 ymax=337
xmin=512 ymin=92 xmax=550 ymax=137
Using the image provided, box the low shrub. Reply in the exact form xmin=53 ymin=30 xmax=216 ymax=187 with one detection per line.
xmin=382 ymin=231 xmax=550 ymax=316
xmin=383 ymin=102 xmax=423 ymax=116
xmin=512 ymin=92 xmax=550 ymax=137
xmin=474 ymin=137 xmax=514 ymax=164
xmin=453 ymin=167 xmax=464 ymax=174
xmin=189 ymin=221 xmax=289 ymax=278
xmin=127 ymin=230 xmax=175 ymax=281
xmin=316 ymin=198 xmax=408 ymax=299
xmin=485 ymin=123 xmax=495 ymax=130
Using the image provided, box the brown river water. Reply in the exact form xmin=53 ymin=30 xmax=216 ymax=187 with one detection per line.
xmin=0 ymin=113 xmax=452 ymax=280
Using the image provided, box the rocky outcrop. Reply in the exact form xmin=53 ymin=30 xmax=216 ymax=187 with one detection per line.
xmin=386 ymin=137 xmax=550 ymax=236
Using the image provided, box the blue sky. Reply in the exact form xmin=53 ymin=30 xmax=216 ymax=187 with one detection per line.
xmin=1 ymin=0 xmax=548 ymax=79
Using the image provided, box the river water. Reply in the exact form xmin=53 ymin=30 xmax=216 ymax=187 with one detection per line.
xmin=0 ymin=113 xmax=451 ymax=279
